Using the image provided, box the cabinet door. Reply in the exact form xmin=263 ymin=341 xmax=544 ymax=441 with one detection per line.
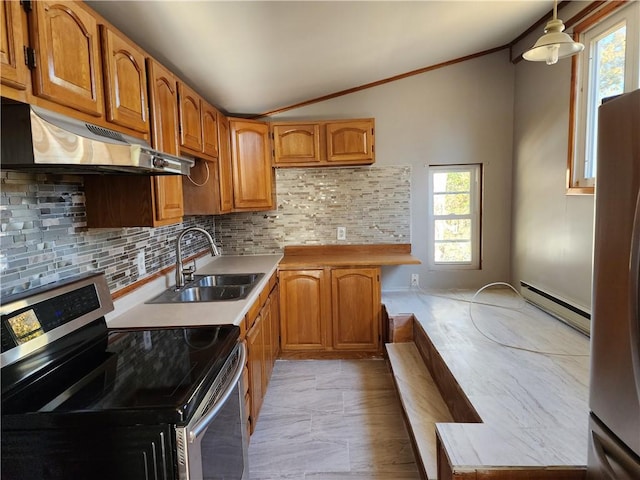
xmin=247 ymin=314 xmax=264 ymax=431
xmin=202 ymin=103 xmax=219 ymax=158
xmin=270 ymin=283 xmax=281 ymax=359
xmin=218 ymin=114 xmax=234 ymax=213
xmin=230 ymin=119 xmax=273 ymax=211
xmin=331 ymin=267 xmax=381 ymax=351
xmin=147 ymin=59 xmax=183 ymax=225
xmin=279 ymin=270 xmax=329 ymax=351
xmin=178 ymin=82 xmax=203 ymax=153
xmin=326 ymin=119 xmax=375 ymax=164
xmin=31 ymin=0 xmax=103 ymax=116
xmin=101 ymin=26 xmax=149 ymax=133
xmin=261 ymin=298 xmax=273 ymax=391
xmin=272 ymin=123 xmax=321 ymax=165
xmin=1 ymin=0 xmax=28 ymax=91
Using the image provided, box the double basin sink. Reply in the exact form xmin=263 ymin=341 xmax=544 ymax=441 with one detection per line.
xmin=146 ymin=273 xmax=264 ymax=304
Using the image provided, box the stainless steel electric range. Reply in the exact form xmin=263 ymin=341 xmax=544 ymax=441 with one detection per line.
xmin=1 ymin=272 xmax=248 ymax=480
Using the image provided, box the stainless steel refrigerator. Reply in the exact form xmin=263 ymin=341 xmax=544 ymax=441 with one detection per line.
xmin=588 ymin=88 xmax=640 ymax=479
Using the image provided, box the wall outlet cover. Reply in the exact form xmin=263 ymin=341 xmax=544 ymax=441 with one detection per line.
xmin=337 ymin=226 xmax=346 ymax=240
xmin=411 ymin=273 xmax=419 ymax=287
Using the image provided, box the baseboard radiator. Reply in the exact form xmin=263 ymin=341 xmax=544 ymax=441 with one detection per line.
xmin=520 ymin=281 xmax=591 ymax=335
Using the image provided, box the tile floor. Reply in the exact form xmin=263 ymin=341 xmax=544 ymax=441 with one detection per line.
xmin=248 ymin=359 xmax=421 ymax=480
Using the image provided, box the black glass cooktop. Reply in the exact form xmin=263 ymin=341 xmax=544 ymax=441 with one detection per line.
xmin=1 ymin=322 xmax=239 ymax=427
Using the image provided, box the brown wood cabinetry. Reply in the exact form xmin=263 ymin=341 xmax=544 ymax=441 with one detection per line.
xmin=244 ymin=274 xmax=279 ymax=435
xmin=271 ymin=118 xmax=375 ymax=167
xmin=100 ymin=25 xmax=149 ymax=133
xmin=178 ymin=82 xmax=203 ymax=154
xmin=30 ymin=0 xmax=103 ymax=117
xmin=202 ymin=103 xmax=219 ymax=158
xmin=279 ymin=266 xmax=381 ymax=355
xmin=230 ymin=119 xmax=274 ymax=211
xmin=331 ymin=267 xmax=380 ymax=351
xmin=84 ymin=58 xmax=183 ymax=228
xmin=1 ymin=0 xmax=29 ymax=95
xmin=279 ymin=269 xmax=329 ymax=352
xmin=217 ymin=114 xmax=235 ymax=213
xmin=272 ymin=123 xmax=321 ymax=165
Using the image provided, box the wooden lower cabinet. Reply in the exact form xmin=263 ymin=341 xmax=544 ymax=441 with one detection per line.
xmin=279 ymin=267 xmax=381 ymax=354
xmin=244 ymin=274 xmax=279 ymax=435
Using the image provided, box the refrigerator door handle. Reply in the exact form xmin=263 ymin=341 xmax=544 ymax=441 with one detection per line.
xmin=629 ymin=190 xmax=640 ymax=399
xmin=591 ymin=428 xmax=640 ymax=479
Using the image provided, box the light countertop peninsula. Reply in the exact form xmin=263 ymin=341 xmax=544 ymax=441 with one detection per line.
xmin=106 ymin=254 xmax=282 ymax=329
xmin=382 ymin=288 xmax=590 ymax=473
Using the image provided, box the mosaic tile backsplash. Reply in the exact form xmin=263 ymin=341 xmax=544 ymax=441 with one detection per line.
xmin=0 ymin=172 xmax=215 ymax=297
xmin=0 ymin=165 xmax=410 ymax=297
xmin=217 ymin=166 xmax=411 ymax=255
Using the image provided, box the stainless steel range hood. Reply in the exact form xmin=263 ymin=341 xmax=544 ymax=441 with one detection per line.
xmin=1 ymin=102 xmax=194 ymax=175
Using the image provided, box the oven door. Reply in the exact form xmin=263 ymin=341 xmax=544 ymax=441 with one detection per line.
xmin=175 ymin=342 xmax=248 ymax=480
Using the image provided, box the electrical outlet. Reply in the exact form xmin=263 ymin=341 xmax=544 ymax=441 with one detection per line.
xmin=411 ymin=273 xmax=419 ymax=287
xmin=337 ymin=226 xmax=346 ymax=240
xmin=136 ymin=251 xmax=146 ymax=275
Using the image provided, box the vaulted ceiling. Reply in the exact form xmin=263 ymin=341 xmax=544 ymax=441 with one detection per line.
xmin=88 ymin=1 xmax=555 ymax=115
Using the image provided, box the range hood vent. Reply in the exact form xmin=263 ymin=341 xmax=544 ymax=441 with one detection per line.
xmin=1 ymin=102 xmax=194 ymax=175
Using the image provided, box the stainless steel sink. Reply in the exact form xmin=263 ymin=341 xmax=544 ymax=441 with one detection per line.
xmin=146 ymin=273 xmax=265 ymax=304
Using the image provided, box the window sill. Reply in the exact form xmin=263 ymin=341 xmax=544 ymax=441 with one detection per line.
xmin=566 ymin=186 xmax=595 ymax=196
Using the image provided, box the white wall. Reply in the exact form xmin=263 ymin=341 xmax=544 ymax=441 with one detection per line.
xmin=511 ymin=3 xmax=595 ymax=310
xmin=273 ymin=51 xmax=515 ymax=290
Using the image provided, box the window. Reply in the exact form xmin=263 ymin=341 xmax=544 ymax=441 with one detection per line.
xmin=427 ymin=164 xmax=481 ymax=270
xmin=569 ymin=1 xmax=639 ymax=193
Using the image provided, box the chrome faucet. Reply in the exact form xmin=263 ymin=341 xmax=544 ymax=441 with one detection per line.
xmin=175 ymin=227 xmax=220 ymax=290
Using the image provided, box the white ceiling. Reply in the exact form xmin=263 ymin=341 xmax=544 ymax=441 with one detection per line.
xmin=88 ymin=1 xmax=554 ymax=115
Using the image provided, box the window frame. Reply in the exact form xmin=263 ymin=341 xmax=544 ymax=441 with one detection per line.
xmin=568 ymin=0 xmax=640 ymax=195
xmin=427 ymin=164 xmax=482 ymax=271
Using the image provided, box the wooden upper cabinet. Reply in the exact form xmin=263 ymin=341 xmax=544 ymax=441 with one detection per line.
xmin=326 ymin=119 xmax=375 ymax=164
xmin=178 ymin=82 xmax=203 ymax=154
xmin=271 ymin=119 xmax=375 ymax=167
xmin=100 ymin=26 xmax=149 ymax=133
xmin=1 ymin=0 xmax=29 ymax=92
xmin=279 ymin=269 xmax=329 ymax=351
xmin=331 ymin=268 xmax=380 ymax=351
xmin=272 ymin=123 xmax=321 ymax=165
xmin=30 ymin=0 xmax=103 ymax=117
xmin=202 ymin=103 xmax=219 ymax=158
xmin=218 ymin=114 xmax=234 ymax=213
xmin=147 ymin=59 xmax=183 ymax=225
xmin=230 ymin=119 xmax=274 ymax=211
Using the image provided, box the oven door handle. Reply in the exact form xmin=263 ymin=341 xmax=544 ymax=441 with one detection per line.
xmin=188 ymin=342 xmax=246 ymax=443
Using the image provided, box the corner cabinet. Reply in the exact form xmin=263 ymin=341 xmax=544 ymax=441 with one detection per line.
xmin=271 ymin=118 xmax=375 ymax=167
xmin=230 ymin=119 xmax=274 ymax=211
xmin=29 ymin=0 xmax=104 ymax=117
xmin=279 ymin=267 xmax=381 ymax=355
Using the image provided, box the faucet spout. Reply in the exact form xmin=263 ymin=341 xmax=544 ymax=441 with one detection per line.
xmin=175 ymin=227 xmax=220 ymax=289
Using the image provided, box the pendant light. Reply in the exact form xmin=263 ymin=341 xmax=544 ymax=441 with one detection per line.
xmin=523 ymin=0 xmax=584 ymax=65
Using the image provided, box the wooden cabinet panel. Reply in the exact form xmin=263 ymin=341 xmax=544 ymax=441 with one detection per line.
xmin=178 ymin=82 xmax=203 ymax=153
xmin=31 ymin=0 xmax=103 ymax=116
xmin=202 ymin=103 xmax=219 ymax=158
xmin=147 ymin=59 xmax=179 ymax=155
xmin=247 ymin=313 xmax=264 ymax=431
xmin=279 ymin=270 xmax=329 ymax=351
xmin=100 ymin=26 xmax=149 ymax=133
xmin=1 ymin=0 xmax=28 ymax=92
xmin=147 ymin=59 xmax=183 ymax=226
xmin=331 ymin=267 xmax=380 ymax=351
xmin=326 ymin=119 xmax=374 ymax=163
xmin=270 ymin=283 xmax=281 ymax=360
xmin=230 ymin=119 xmax=274 ymax=211
xmin=218 ymin=114 xmax=234 ymax=213
xmin=261 ymin=298 xmax=273 ymax=391
xmin=154 ymin=175 xmax=184 ymax=223
xmin=273 ymin=123 xmax=321 ymax=165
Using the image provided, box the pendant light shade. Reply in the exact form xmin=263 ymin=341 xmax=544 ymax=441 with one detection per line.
xmin=523 ymin=1 xmax=584 ymax=65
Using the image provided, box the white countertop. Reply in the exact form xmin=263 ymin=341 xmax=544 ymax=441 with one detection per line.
xmin=382 ymin=288 xmax=590 ymax=471
xmin=106 ymin=254 xmax=282 ymax=329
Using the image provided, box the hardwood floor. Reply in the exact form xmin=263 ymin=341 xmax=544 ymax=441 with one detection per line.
xmin=248 ymin=359 xmax=421 ymax=480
